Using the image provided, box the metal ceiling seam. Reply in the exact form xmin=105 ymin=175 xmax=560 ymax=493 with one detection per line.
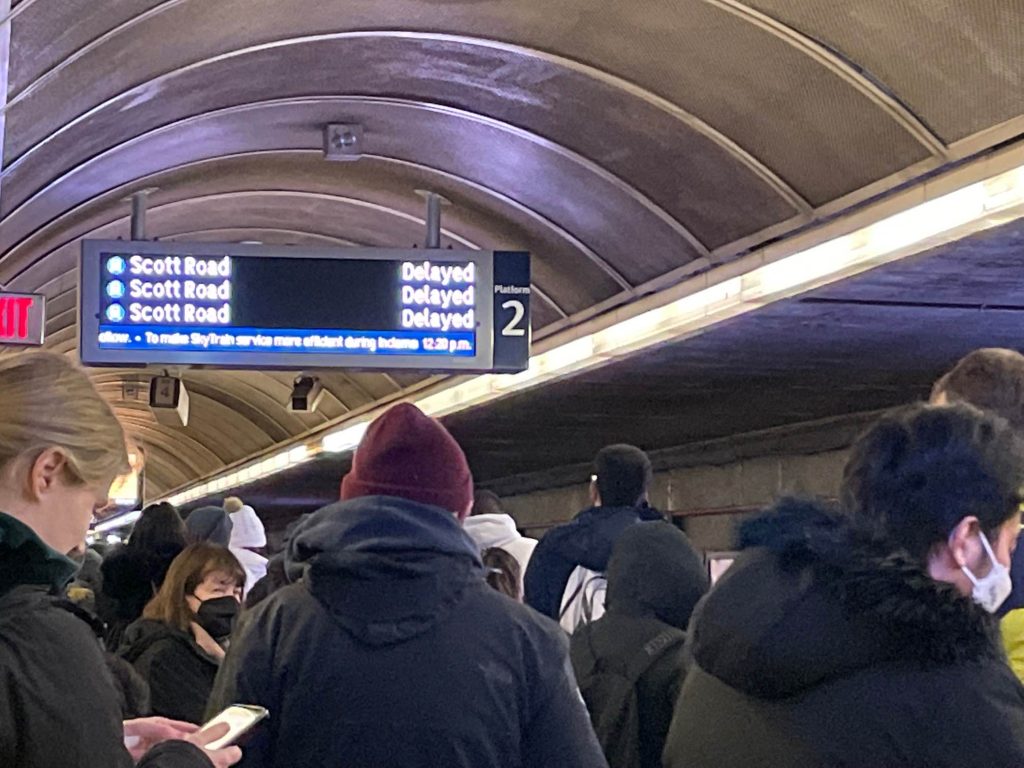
xmin=182 ymin=379 xmax=318 ymax=441
xmin=168 ymin=227 xmax=366 ymax=248
xmin=109 ymin=409 xmax=222 ymax=469
xmin=1 ymin=95 xmax=706 ymax=270
xmin=3 ymin=0 xmax=192 ymax=101
xmin=191 ymin=369 xmax=349 ymax=421
xmin=146 ymin=391 xmax=276 ymax=458
xmin=704 ymin=0 xmax=950 ymax=160
xmin=0 ymin=145 xmax=630 ymax=307
xmin=1 ymin=24 xmax=809 ymax=214
xmin=133 ymin=188 xmax=479 ymax=245
xmin=0 ymin=1 xmax=9 ymax=201
xmin=91 ymin=366 xmax=311 ymax=444
xmin=367 ymin=154 xmax=633 ymax=292
xmin=110 ymin=418 xmax=212 ymax=472
xmin=0 ymin=182 xmax=483 ymax=274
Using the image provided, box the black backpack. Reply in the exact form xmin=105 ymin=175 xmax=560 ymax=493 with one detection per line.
xmin=575 ymin=625 xmax=686 ymax=768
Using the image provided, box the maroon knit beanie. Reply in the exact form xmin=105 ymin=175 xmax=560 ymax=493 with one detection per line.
xmin=340 ymin=403 xmax=474 ymax=519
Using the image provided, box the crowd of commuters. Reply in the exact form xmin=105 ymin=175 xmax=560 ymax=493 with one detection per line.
xmin=6 ymin=348 xmax=1024 ymax=767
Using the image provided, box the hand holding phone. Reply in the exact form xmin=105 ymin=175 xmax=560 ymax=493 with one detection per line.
xmin=198 ymin=705 xmax=269 ymax=750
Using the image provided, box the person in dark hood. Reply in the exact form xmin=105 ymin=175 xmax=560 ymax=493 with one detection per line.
xmin=185 ymin=506 xmax=233 ymax=547
xmin=209 ymin=402 xmax=608 ymax=768
xmin=665 ymin=404 xmax=1024 ymax=768
xmin=524 ymin=444 xmax=662 ymax=630
xmin=0 ymin=352 xmax=239 ymax=768
xmin=99 ymin=502 xmax=189 ymax=648
xmin=571 ymin=521 xmax=708 ymax=768
xmin=243 ymin=512 xmax=309 ymax=610
xmin=122 ymin=544 xmax=245 ymax=723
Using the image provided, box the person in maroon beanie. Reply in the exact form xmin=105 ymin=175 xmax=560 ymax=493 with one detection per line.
xmin=209 ymin=403 xmax=608 ymax=768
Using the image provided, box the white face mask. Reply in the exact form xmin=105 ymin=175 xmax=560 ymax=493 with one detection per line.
xmin=960 ymin=531 xmax=1012 ymax=613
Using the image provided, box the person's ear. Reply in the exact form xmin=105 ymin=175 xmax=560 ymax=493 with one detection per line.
xmin=28 ymin=448 xmax=70 ymax=502
xmin=947 ymin=515 xmax=981 ymax=569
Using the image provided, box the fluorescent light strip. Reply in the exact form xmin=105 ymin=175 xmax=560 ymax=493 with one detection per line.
xmin=91 ymin=509 xmax=143 ymax=534
xmin=162 ymin=160 xmax=1024 ymax=503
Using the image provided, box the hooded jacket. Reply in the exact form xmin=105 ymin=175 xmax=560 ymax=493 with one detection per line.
xmin=98 ymin=540 xmax=184 ymax=648
xmin=208 ymin=495 xmax=608 ymax=768
xmin=229 ymin=505 xmax=269 ymax=598
xmin=571 ymin=522 xmax=708 ymax=768
xmin=524 ymin=504 xmax=664 ymax=621
xmin=463 ymin=513 xmax=538 ymax=593
xmin=664 ymin=500 xmax=1024 ymax=768
xmin=121 ymin=618 xmax=221 ymax=724
xmin=0 ymin=512 xmax=211 ymax=768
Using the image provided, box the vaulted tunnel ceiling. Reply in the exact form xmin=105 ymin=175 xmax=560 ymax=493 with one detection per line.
xmin=0 ymin=0 xmax=1022 ymax=497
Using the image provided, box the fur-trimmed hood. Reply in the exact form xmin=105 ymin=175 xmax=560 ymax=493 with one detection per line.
xmin=689 ymin=499 xmax=1003 ymax=700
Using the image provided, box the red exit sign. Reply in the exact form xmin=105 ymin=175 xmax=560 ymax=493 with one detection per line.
xmin=0 ymin=293 xmax=45 ymax=346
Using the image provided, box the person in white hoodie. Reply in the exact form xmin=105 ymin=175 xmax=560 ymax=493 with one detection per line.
xmin=463 ymin=491 xmax=538 ymax=597
xmin=223 ymin=498 xmax=268 ymax=598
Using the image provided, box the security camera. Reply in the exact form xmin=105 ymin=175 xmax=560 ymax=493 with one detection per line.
xmin=150 ymin=376 xmax=189 ymax=427
xmin=290 ymin=375 xmax=324 ymax=412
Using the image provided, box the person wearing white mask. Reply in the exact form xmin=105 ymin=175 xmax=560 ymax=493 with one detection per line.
xmin=224 ymin=498 xmax=268 ymax=598
xmin=665 ymin=403 xmax=1024 ymax=768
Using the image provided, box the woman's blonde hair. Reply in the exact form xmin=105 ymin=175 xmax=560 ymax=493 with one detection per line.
xmin=0 ymin=352 xmax=129 ymax=489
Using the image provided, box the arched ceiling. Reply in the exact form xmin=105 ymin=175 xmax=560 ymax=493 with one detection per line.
xmin=1 ymin=0 xmax=1022 ymax=497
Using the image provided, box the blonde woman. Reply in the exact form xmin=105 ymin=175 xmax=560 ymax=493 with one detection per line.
xmin=0 ymin=353 xmax=240 ymax=768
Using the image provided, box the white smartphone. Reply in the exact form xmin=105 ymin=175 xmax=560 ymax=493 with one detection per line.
xmin=199 ymin=704 xmax=269 ymax=750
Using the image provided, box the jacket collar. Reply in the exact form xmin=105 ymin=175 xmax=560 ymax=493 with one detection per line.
xmin=739 ymin=500 xmax=1001 ymax=665
xmin=0 ymin=512 xmax=77 ymax=598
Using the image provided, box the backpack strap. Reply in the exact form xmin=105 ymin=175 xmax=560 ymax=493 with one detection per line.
xmin=623 ymin=628 xmax=686 ymax=684
xmin=559 ymin=578 xmax=587 ymax=622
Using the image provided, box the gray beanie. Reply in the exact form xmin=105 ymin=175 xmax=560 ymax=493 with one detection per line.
xmin=185 ymin=506 xmax=233 ymax=547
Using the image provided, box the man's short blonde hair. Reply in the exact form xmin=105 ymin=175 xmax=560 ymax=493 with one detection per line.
xmin=932 ymin=348 xmax=1024 ymax=432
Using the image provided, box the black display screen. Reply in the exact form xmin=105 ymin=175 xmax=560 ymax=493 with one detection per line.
xmin=79 ymin=241 xmax=530 ymax=373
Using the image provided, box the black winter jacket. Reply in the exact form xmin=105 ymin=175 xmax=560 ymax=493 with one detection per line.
xmin=121 ymin=619 xmax=220 ymax=723
xmin=664 ymin=500 xmax=1024 ymax=768
xmin=209 ymin=495 xmax=608 ymax=768
xmin=99 ymin=542 xmax=183 ymax=648
xmin=524 ymin=504 xmax=663 ymax=620
xmin=0 ymin=512 xmax=210 ymax=768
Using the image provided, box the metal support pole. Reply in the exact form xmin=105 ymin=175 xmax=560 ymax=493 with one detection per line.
xmin=131 ymin=191 xmax=148 ymax=241
xmin=425 ymin=193 xmax=442 ymax=249
xmin=416 ymin=190 xmax=450 ymax=249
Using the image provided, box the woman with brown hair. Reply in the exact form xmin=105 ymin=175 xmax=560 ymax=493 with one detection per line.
xmin=122 ymin=543 xmax=245 ymax=724
xmin=0 ymin=352 xmax=239 ymax=768
xmin=483 ymin=547 xmax=522 ymax=602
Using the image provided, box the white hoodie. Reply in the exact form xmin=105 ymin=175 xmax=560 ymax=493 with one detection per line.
xmin=229 ymin=505 xmax=269 ymax=597
xmin=462 ymin=513 xmax=538 ymax=595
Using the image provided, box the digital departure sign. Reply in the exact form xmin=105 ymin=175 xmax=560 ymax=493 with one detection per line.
xmin=79 ymin=241 xmax=530 ymax=372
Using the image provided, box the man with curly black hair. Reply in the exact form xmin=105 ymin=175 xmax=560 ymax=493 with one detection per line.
xmin=665 ymin=403 xmax=1024 ymax=767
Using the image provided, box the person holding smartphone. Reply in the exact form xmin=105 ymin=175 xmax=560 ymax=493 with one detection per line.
xmin=0 ymin=352 xmax=241 ymax=768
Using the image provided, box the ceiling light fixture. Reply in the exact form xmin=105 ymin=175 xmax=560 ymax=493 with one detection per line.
xmin=160 ymin=154 xmax=1024 ymax=505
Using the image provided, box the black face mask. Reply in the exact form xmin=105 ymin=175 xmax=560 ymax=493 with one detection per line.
xmin=194 ymin=596 xmax=239 ymax=639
